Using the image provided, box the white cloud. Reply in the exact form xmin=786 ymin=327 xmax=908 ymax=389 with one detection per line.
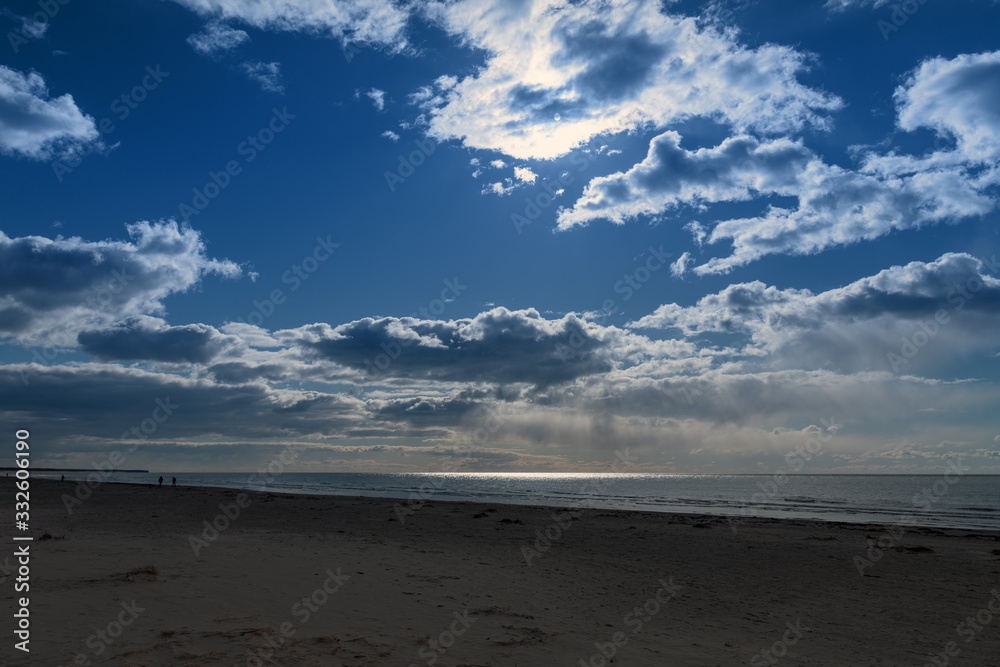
xmin=422 ymin=0 xmax=841 ymax=160
xmin=408 ymin=85 xmax=440 ymax=108
xmin=700 ymin=158 xmax=993 ymax=275
xmin=435 ymin=74 xmax=458 ymax=90
xmin=169 ymin=0 xmax=411 ymax=50
xmin=2 ymin=9 xmax=48 ymax=40
xmin=514 ymin=166 xmax=537 ymax=183
xmin=823 ymin=0 xmax=890 ymax=9
xmin=0 ymin=66 xmax=99 ymax=161
xmin=489 ymin=159 xmax=506 ymax=169
xmin=631 ymin=252 xmax=1000 ymax=374
xmin=186 ymin=20 xmax=250 ymax=55
xmin=241 ymin=61 xmax=284 ymax=93
xmin=381 ymin=129 xmax=400 ymax=142
xmin=670 ymin=252 xmax=692 ymax=278
xmin=559 ymin=132 xmax=813 ymax=229
xmin=894 ymin=50 xmax=1000 ymax=163
xmin=366 ymin=87 xmax=386 ymax=110
xmin=559 ymin=51 xmax=1000 ymax=273
xmin=482 ymin=180 xmax=515 ymax=196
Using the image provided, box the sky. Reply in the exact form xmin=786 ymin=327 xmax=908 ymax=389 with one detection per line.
xmin=1 ymin=0 xmax=999 ymax=474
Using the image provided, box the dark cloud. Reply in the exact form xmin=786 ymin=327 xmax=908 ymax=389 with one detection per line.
xmin=285 ymin=307 xmax=616 ymax=386
xmin=0 ymin=364 xmax=365 ymax=443
xmin=560 ymin=21 xmax=667 ymax=101
xmin=0 ymin=221 xmax=243 ymax=346
xmin=78 ymin=321 xmax=235 ymax=364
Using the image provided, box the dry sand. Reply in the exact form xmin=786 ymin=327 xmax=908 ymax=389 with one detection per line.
xmin=1 ymin=478 xmax=999 ymax=666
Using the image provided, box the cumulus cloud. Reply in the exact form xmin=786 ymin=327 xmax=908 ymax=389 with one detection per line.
xmin=282 ymin=307 xmax=625 ymax=386
xmin=179 ymin=306 xmax=690 ymax=389
xmin=422 ymin=0 xmax=841 ymax=160
xmin=186 ymin=20 xmax=250 ymax=55
xmin=5 ymin=305 xmax=999 ymax=471
xmin=514 ymin=166 xmax=537 ymax=183
xmin=894 ymin=50 xmax=1000 ymax=163
xmin=699 ymin=159 xmax=993 ymax=275
xmin=381 ymin=129 xmax=400 ymax=141
xmin=632 ymin=253 xmax=1000 ymax=373
xmin=0 ymin=221 xmax=243 ymax=346
xmin=78 ymin=318 xmax=239 ymax=364
xmin=241 ymin=61 xmax=284 ymax=93
xmin=0 ymin=66 xmax=100 ymax=160
xmin=559 ymin=132 xmax=813 ymax=228
xmin=560 ymin=51 xmax=1000 ymax=272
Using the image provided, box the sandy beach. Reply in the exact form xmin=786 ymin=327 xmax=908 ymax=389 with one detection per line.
xmin=2 ymin=478 xmax=999 ymax=666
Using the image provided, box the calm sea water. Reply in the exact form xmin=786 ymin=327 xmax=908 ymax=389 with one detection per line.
xmin=36 ymin=471 xmax=1000 ymax=531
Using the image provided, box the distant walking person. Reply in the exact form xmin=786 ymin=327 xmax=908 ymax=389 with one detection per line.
xmin=61 ymin=475 xmax=64 ymax=481
xmin=172 ymin=477 xmax=176 ymax=487
xmin=158 ymin=476 xmax=163 ymax=487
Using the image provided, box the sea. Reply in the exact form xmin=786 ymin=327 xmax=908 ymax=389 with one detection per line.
xmin=33 ymin=471 xmax=1000 ymax=531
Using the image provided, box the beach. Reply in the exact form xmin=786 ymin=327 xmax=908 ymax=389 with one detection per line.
xmin=2 ymin=478 xmax=999 ymax=666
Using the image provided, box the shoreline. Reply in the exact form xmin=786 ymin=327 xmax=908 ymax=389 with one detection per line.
xmin=3 ymin=478 xmax=999 ymax=665
xmin=40 ymin=474 xmax=1000 ymax=533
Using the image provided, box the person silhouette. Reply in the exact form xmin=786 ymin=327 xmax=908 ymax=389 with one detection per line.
xmin=172 ymin=477 xmax=176 ymax=487
xmin=61 ymin=475 xmax=64 ymax=481
xmin=158 ymin=476 xmax=163 ymax=487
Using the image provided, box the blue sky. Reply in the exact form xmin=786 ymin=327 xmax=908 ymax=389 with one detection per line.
xmin=1 ymin=0 xmax=999 ymax=473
